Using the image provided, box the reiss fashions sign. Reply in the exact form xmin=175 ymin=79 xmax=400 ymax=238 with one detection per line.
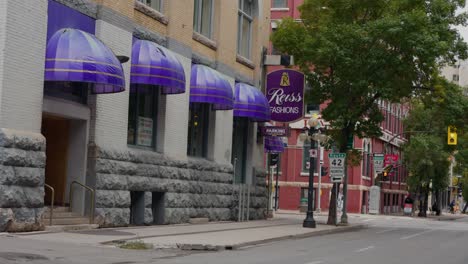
xmin=266 ymin=69 xmax=304 ymax=122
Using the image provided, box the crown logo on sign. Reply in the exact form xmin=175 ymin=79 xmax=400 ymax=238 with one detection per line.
xmin=280 ymin=72 xmax=290 ymax=86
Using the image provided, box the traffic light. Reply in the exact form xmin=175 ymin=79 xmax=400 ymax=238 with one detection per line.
xmin=321 ymin=166 xmax=328 ymax=177
xmin=382 ymin=165 xmax=393 ymax=178
xmin=269 ymin=153 xmax=279 ymax=166
xmin=448 ymin=126 xmax=457 ymax=145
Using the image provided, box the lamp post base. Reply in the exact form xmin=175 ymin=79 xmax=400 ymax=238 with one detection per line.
xmin=303 ymin=215 xmax=316 ymax=228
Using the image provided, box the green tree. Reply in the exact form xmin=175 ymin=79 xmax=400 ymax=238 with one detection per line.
xmin=403 ymin=79 xmax=467 ymax=216
xmin=272 ymin=0 xmax=467 ymax=225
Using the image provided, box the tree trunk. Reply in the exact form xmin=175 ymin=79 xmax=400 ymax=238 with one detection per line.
xmin=435 ymin=190 xmax=441 ymax=216
xmin=327 ymin=183 xmax=340 ymax=225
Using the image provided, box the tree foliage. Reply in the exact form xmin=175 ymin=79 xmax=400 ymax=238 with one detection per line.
xmin=271 ymin=0 xmax=468 ymax=224
xmin=403 ymin=78 xmax=467 ymax=215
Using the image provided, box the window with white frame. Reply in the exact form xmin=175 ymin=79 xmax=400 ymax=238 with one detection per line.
xmin=362 ymin=142 xmax=371 ymax=177
xmin=272 ymin=0 xmax=288 ymax=8
xmin=138 ymin=0 xmax=162 ymax=12
xmin=193 ymin=0 xmax=213 ymax=38
xmin=238 ymin=0 xmax=253 ymax=59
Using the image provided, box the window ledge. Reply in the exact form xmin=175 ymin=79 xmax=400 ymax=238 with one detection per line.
xmin=236 ymin=55 xmax=255 ymax=69
xmin=362 ymin=176 xmax=371 ymax=180
xmin=127 ymin=144 xmax=158 ymax=153
xmin=192 ymin=32 xmax=217 ymax=50
xmin=134 ymin=1 xmax=168 ymax=25
xmin=271 ymin=8 xmax=290 ymax=11
xmin=300 ymin=172 xmax=319 ymax=177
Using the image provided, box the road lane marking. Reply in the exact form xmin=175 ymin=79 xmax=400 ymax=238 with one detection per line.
xmin=304 ymin=261 xmax=324 ymax=264
xmin=362 ymin=219 xmax=375 ymax=222
xmin=400 ymin=229 xmax=434 ymax=240
xmin=376 ymin=228 xmax=397 ymax=234
xmin=355 ymin=246 xmax=375 ymax=253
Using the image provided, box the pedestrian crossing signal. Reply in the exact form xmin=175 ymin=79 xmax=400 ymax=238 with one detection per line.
xmin=448 ymin=126 xmax=457 ymax=145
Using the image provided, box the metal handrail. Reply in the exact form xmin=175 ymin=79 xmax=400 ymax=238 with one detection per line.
xmin=69 ymin=181 xmax=95 ymax=224
xmin=44 ymin=184 xmax=54 ymax=226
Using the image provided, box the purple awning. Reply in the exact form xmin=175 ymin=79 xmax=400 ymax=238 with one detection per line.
xmin=264 ymin=136 xmax=285 ymax=153
xmin=131 ymin=39 xmax=186 ymax=94
xmin=190 ymin=64 xmax=234 ymax=110
xmin=234 ymin=83 xmax=271 ymax=122
xmin=44 ymin=28 xmax=125 ymax=94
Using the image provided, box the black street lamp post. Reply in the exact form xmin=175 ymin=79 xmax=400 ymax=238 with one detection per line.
xmin=303 ymin=117 xmax=321 ymax=228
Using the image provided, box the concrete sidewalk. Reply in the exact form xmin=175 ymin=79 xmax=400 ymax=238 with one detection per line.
xmin=5 ymin=214 xmax=365 ymax=251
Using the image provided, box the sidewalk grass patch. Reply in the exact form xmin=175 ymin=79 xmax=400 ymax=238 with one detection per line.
xmin=117 ymin=240 xmax=153 ymax=250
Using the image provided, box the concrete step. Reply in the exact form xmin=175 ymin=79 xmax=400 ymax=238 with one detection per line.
xmin=44 ymin=206 xmax=70 ymax=213
xmin=43 ymin=211 xmax=82 ymax=218
xmin=44 ymin=217 xmax=91 ymax=226
xmin=45 ymin=224 xmax=99 ymax=232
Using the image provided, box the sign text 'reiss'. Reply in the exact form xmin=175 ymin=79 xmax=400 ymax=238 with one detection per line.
xmin=266 ymin=69 xmax=304 ymax=122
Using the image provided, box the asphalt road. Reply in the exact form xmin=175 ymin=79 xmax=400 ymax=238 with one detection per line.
xmin=1 ymin=214 xmax=467 ymax=264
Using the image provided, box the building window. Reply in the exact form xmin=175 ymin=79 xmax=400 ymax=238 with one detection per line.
xmin=453 ymin=74 xmax=459 ymax=82
xmin=127 ymin=85 xmax=159 ymax=148
xmin=187 ymin=103 xmax=210 ymax=157
xmin=193 ymin=0 xmax=213 ymax=38
xmin=138 ymin=0 xmax=162 ymax=12
xmin=272 ymin=0 xmax=288 ymax=8
xmin=238 ymin=0 xmax=253 ymax=59
xmin=44 ymin=81 xmax=89 ymax=104
xmin=306 ymin=104 xmax=320 ymax=115
xmin=232 ymin=117 xmax=249 ymax=183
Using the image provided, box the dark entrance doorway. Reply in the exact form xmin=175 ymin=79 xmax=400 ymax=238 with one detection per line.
xmin=42 ymin=115 xmax=70 ymax=206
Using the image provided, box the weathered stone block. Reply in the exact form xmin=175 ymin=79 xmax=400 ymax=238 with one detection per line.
xmin=0 ymin=148 xmax=45 ymax=167
xmin=164 ymin=208 xmax=189 ymax=224
xmin=144 ymin=208 xmax=153 ymax=225
xmin=95 ymin=208 xmax=130 ymax=227
xmin=127 ymin=176 xmax=152 ymax=191
xmin=136 ymin=164 xmax=161 ymax=178
xmin=95 ymin=159 xmax=137 ymax=175
xmin=95 ymin=173 xmax=127 ymax=190
xmin=0 ymin=185 xmax=23 ymax=207
xmin=13 ymin=167 xmax=45 ymax=187
xmin=144 ymin=192 xmax=152 ymax=208
xmin=0 ymin=128 xmax=45 ymax=151
xmin=23 ymin=187 xmax=44 ymax=208
xmin=0 ymin=165 xmax=15 ymax=185
xmin=0 ymin=208 xmax=14 ymax=231
xmin=95 ymin=190 xmax=130 ymax=208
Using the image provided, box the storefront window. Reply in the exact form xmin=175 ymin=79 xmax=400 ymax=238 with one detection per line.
xmin=232 ymin=117 xmax=249 ymax=183
xmin=127 ymin=85 xmax=159 ymax=148
xmin=187 ymin=103 xmax=210 ymax=157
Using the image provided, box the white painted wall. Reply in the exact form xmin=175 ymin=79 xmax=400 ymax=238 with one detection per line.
xmin=160 ymin=54 xmax=191 ymax=160
xmin=211 ymin=74 xmax=234 ymax=165
xmin=92 ymin=20 xmax=132 ymax=149
xmin=0 ymin=0 xmax=47 ymax=132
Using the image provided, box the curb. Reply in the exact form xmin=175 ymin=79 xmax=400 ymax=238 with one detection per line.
xmin=174 ymin=224 xmax=368 ymax=251
xmin=102 ymin=222 xmax=300 ymax=245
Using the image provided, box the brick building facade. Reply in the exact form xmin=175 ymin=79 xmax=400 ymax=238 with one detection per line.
xmin=268 ymin=0 xmax=409 ymax=214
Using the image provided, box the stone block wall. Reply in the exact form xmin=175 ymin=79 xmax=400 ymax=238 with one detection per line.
xmin=0 ymin=128 xmax=45 ymax=232
xmin=91 ymin=146 xmax=251 ymax=227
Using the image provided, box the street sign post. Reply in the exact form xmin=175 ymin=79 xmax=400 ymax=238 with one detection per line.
xmin=373 ymin=153 xmax=384 ymax=173
xmin=328 ymin=153 xmax=346 ymax=178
